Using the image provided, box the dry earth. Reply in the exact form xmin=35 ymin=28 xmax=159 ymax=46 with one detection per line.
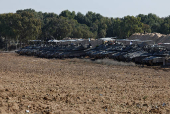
xmin=128 ymin=33 xmax=170 ymax=49
xmin=0 ymin=53 xmax=170 ymax=114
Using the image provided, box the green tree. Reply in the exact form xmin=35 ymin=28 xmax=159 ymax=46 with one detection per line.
xmin=137 ymin=13 xmax=163 ymax=33
xmin=112 ymin=18 xmax=122 ymax=38
xmin=14 ymin=12 xmax=42 ymax=46
xmin=43 ymin=17 xmax=72 ymax=40
xmin=160 ymin=18 xmax=170 ymax=34
xmin=0 ymin=13 xmax=19 ymax=50
xmin=142 ymin=24 xmax=151 ymax=33
xmin=98 ymin=29 xmax=106 ymax=38
xmin=59 ymin=10 xmax=75 ymax=19
xmin=120 ymin=16 xmax=143 ymax=38
xmin=75 ymin=12 xmax=84 ymax=24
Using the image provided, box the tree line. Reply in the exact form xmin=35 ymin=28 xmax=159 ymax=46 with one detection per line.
xmin=0 ymin=8 xmax=170 ymax=49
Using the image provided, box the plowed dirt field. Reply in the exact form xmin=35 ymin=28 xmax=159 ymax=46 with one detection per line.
xmin=0 ymin=53 xmax=170 ymax=114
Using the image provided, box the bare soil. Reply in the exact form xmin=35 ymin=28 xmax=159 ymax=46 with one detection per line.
xmin=0 ymin=53 xmax=170 ymax=114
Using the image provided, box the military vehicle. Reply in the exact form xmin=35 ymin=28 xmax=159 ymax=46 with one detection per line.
xmin=15 ymin=39 xmax=170 ymax=66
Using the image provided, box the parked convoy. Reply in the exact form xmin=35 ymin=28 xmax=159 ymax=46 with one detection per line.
xmin=15 ymin=42 xmax=170 ymax=66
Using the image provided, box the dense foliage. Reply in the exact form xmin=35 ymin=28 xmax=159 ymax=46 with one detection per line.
xmin=0 ymin=8 xmax=170 ymax=49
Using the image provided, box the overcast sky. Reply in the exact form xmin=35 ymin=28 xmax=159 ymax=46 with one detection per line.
xmin=0 ymin=0 xmax=169 ymax=18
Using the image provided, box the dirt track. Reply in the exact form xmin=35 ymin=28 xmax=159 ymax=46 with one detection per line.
xmin=0 ymin=53 xmax=170 ymax=114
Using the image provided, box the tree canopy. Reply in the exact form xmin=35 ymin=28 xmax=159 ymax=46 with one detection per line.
xmin=0 ymin=8 xmax=170 ymax=49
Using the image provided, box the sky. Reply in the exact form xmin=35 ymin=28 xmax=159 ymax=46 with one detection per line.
xmin=0 ymin=0 xmax=170 ymax=18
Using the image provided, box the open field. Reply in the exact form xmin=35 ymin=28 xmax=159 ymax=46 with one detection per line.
xmin=0 ymin=53 xmax=170 ymax=114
